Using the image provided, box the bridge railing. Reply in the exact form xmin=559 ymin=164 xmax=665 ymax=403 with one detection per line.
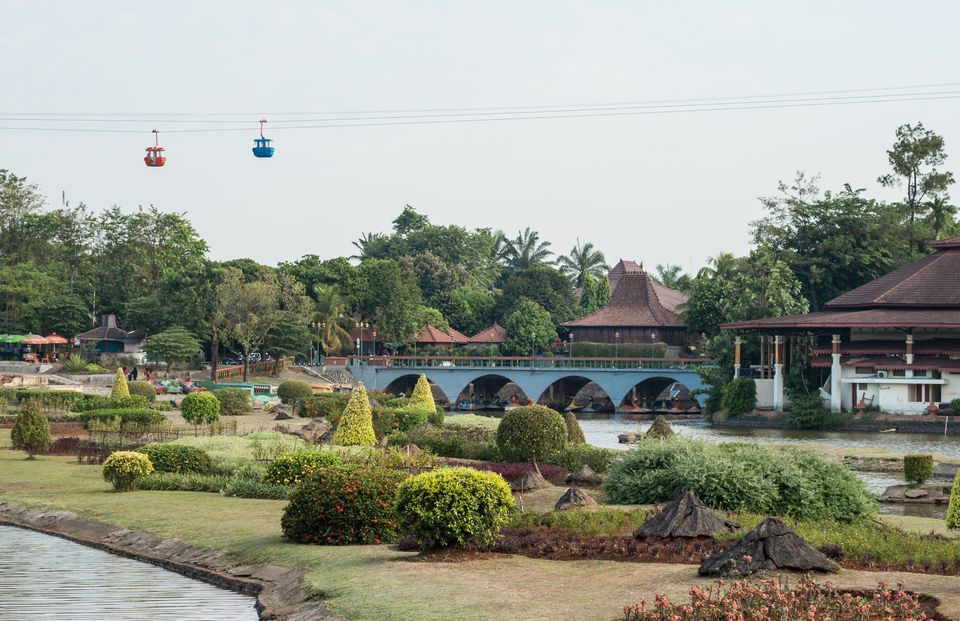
xmin=348 ymin=355 xmax=716 ymax=371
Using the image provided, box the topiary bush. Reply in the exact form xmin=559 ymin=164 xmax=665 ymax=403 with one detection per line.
xmin=410 ymin=374 xmax=436 ymax=411
xmin=388 ymin=404 xmax=432 ymax=432
xmin=948 ymin=470 xmax=960 ymax=529
xmin=332 ymin=384 xmax=377 ymax=446
xmin=904 ymin=454 xmax=934 ymax=486
xmin=135 ymin=443 xmax=212 ymax=474
xmin=277 ymin=380 xmax=313 ymax=405
xmin=720 ymin=376 xmax=756 ymax=416
xmin=212 ymin=387 xmax=252 ymax=416
xmin=181 ymin=392 xmax=220 ymax=426
xmin=646 ymin=415 xmax=674 ymax=439
xmin=563 ymin=412 xmax=585 ymax=444
xmin=395 ymin=467 xmax=515 ymax=550
xmin=11 ymin=399 xmax=51 ymax=459
xmin=265 ymin=450 xmax=341 ymax=486
xmin=496 ymin=405 xmax=567 ymax=473
xmin=281 ymin=465 xmax=407 ymax=544
xmin=127 ymin=381 xmax=157 ymax=402
xmin=546 ymin=443 xmax=617 ymax=474
xmin=111 ymin=368 xmax=130 ymax=398
xmin=298 ymin=392 xmax=349 ymax=418
xmin=102 ymin=450 xmax=154 ymax=492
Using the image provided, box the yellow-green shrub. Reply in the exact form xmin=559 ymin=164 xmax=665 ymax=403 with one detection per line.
xmin=265 ymin=450 xmax=341 ymax=485
xmin=127 ymin=381 xmax=157 ymax=402
xmin=332 ymin=384 xmax=377 ymax=446
xmin=496 ymin=405 xmax=567 ymax=470
xmin=181 ymin=392 xmax=220 ymax=425
xmin=410 ymin=374 xmax=436 ymax=411
xmin=563 ymin=412 xmax=585 ymax=444
xmin=111 ymin=368 xmax=130 ymax=398
xmin=102 ymin=451 xmax=154 ymax=492
xmin=948 ymin=471 xmax=960 ymax=529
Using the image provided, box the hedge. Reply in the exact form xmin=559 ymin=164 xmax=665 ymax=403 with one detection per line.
xmin=298 ymin=392 xmax=350 ymax=418
xmin=569 ymin=341 xmax=667 ymax=358
xmin=79 ymin=408 xmax=167 ymax=428
xmin=135 ymin=443 xmax=212 ymax=474
xmin=72 ymin=394 xmax=150 ymax=412
xmin=265 ymin=450 xmax=342 ymax=486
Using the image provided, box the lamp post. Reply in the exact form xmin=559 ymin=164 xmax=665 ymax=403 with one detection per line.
xmin=530 ymin=330 xmax=536 ymax=358
xmin=568 ymin=332 xmax=574 ymax=359
xmin=614 ymin=330 xmax=620 ymax=361
xmin=357 ymin=321 xmax=369 ymax=356
xmin=309 ymin=321 xmax=324 ymax=365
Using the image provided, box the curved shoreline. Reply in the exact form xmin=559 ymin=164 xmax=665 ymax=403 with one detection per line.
xmin=0 ymin=503 xmax=337 ymax=621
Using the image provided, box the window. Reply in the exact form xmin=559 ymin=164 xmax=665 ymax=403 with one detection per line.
xmin=854 ymin=367 xmax=874 ymax=374
xmin=913 ymin=369 xmax=927 ymax=378
xmin=893 ymin=369 xmax=906 ymax=377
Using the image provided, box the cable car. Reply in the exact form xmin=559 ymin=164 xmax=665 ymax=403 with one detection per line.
xmin=252 ymin=119 xmax=275 ymax=158
xmin=144 ymin=129 xmax=166 ymax=167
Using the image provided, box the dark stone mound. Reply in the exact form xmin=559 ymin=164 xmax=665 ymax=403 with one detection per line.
xmin=274 ymin=410 xmax=294 ymax=420
xmin=555 ymin=487 xmax=598 ymax=511
xmin=510 ymin=471 xmax=551 ymax=492
xmin=635 ymin=490 xmax=740 ymax=539
xmin=565 ymin=464 xmax=603 ymax=486
xmin=698 ymin=517 xmax=839 ymax=577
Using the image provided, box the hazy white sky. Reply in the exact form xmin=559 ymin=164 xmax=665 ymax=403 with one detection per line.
xmin=3 ymin=1 xmax=958 ymax=273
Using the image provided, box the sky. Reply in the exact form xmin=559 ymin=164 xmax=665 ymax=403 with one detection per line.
xmin=2 ymin=1 xmax=959 ymax=273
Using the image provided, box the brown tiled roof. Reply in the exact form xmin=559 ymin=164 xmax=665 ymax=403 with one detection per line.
xmin=608 ymin=260 xmax=687 ymax=312
xmin=562 ymin=271 xmax=684 ymax=328
xmin=827 ymin=240 xmax=960 ymax=308
xmin=469 ymin=323 xmax=507 ymax=344
xmin=723 ymin=309 xmax=960 ymax=331
xmin=608 ymin=259 xmax=642 ymax=292
xmin=76 ymin=315 xmax=142 ymax=342
xmin=414 ymin=323 xmax=469 ymax=344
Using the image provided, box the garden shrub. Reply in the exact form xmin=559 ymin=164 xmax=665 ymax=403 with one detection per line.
xmin=563 ymin=412 xmax=585 ymax=444
xmin=181 ymin=392 xmax=221 ymax=426
xmin=410 ymin=374 xmax=436 ymax=411
xmin=11 ymin=399 xmax=51 ymax=458
xmin=281 ymin=465 xmax=407 ymax=545
xmin=13 ymin=390 xmax=86 ymax=413
xmin=111 ymin=368 xmax=130 ymax=398
xmin=904 ymin=454 xmax=934 ymax=486
xmin=428 ymin=406 xmax=445 ymax=428
xmin=719 ymin=376 xmax=756 ymax=416
xmin=298 ymin=392 xmax=349 ymax=418
xmin=388 ymin=404 xmax=432 ymax=432
xmin=496 ymin=405 xmax=567 ymax=471
xmin=102 ymin=450 xmax=154 ymax=492
xmin=79 ymin=408 xmax=166 ymax=428
xmin=212 ymin=387 xmax=252 ymax=416
xmin=951 ymin=398 xmax=960 ymax=414
xmin=785 ymin=391 xmax=849 ymax=430
xmin=602 ymin=437 xmax=875 ymax=521
xmin=135 ymin=443 xmax=212 ymax=474
xmin=389 ymin=426 xmax=500 ymax=461
xmin=71 ymin=394 xmax=149 ymax=412
xmin=127 ymin=381 xmax=157 ymax=402
xmin=445 ymin=414 xmax=500 ymax=431
xmin=646 ymin=415 xmax=674 ymax=438
xmin=948 ymin=470 xmax=960 ymax=529
xmin=332 ymin=384 xmax=377 ymax=446
xmin=62 ymin=353 xmax=105 ymax=374
xmin=277 ymin=380 xmax=313 ymax=405
xmin=453 ymin=461 xmax=569 ymax=486
xmin=265 ymin=450 xmax=342 ymax=485
xmin=546 ymin=443 xmax=617 ymax=474
xmin=395 ymin=467 xmax=514 ymax=549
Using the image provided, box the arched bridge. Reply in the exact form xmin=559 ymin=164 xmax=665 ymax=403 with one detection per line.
xmin=344 ymin=356 xmax=715 ymax=410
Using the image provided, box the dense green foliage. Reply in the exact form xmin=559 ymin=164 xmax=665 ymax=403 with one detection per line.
xmin=298 ymin=392 xmax=349 ymax=418
xmin=603 ymin=438 xmax=875 ymax=521
xmin=563 ymin=412 xmax=585 ymax=444
xmin=265 ymin=450 xmax=342 ymax=485
xmin=277 ymin=380 xmax=313 ymax=405
xmin=332 ymin=384 xmax=377 ymax=446
xmin=503 ymin=298 xmax=556 ymax=356
xmin=212 ymin=387 xmax=252 ymax=416
xmin=645 ymin=415 xmax=674 ymax=438
xmin=903 ymin=454 xmax=934 ymax=486
xmin=11 ymin=399 xmax=51 ymax=458
xmin=142 ymin=326 xmax=201 ymax=369
xmin=180 ymin=392 xmax=220 ymax=426
xmin=545 ymin=443 xmax=617 ymax=474
xmin=496 ymin=405 xmax=567 ymax=468
xmin=948 ymin=470 xmax=960 ymax=529
xmin=111 ymin=368 xmax=129 ymax=398
xmin=719 ymin=377 xmax=757 ymax=416
xmin=281 ymin=465 xmax=407 ymax=545
xmin=71 ymin=394 xmax=150 ymax=412
xmin=127 ymin=381 xmax=157 ymax=402
xmin=395 ymin=468 xmax=515 ymax=549
xmin=385 ymin=404 xmax=432 ymax=432
xmin=79 ymin=408 xmax=166 ymax=428
xmin=388 ymin=426 xmax=500 ymax=461
xmin=569 ymin=342 xmax=667 ymax=358
xmin=102 ymin=451 xmax=154 ymax=492
xmin=136 ymin=443 xmax=212 ymax=474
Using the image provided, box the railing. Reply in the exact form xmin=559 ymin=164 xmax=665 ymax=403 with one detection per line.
xmin=214 ymin=357 xmax=286 ymax=382
xmin=348 ymin=355 xmax=716 ymax=371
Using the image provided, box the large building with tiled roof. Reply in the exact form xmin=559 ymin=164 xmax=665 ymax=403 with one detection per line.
xmin=722 ymin=236 xmax=960 ymax=414
xmin=469 ymin=323 xmax=507 ymax=345
xmin=76 ymin=314 xmax=144 ymax=354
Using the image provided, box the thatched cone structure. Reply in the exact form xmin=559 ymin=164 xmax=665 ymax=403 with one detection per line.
xmin=698 ymin=517 xmax=839 ymax=577
xmin=635 ymin=490 xmax=740 ymax=539
xmin=555 ymin=487 xmax=598 ymax=510
xmin=645 ymin=415 xmax=674 ymax=439
xmin=510 ymin=470 xmax=551 ymax=492
xmin=565 ymin=464 xmax=603 ymax=486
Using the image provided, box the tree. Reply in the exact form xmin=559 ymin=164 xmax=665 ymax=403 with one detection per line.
xmin=399 ymin=252 xmax=469 ymax=302
xmin=504 ymin=298 xmax=556 ymax=356
xmin=498 ymin=266 xmax=578 ymax=325
xmin=878 ymin=122 xmax=955 ymax=256
xmin=579 ymin=273 xmax=599 ymax=313
xmin=332 ymin=384 xmax=377 ymax=446
xmin=38 ymin=295 xmax=91 ymax=338
xmin=595 ymin=274 xmax=611 ymax=308
xmin=654 ymin=264 xmax=684 ymax=289
xmin=432 ymin=287 xmax=496 ymax=336
xmin=141 ymin=326 xmax=201 ymax=370
xmin=496 ymin=227 xmax=554 ymax=269
xmin=355 ymin=259 xmax=424 ymax=347
xmin=311 ymin=284 xmax=353 ymax=356
xmin=262 ymin=319 xmax=312 ymax=372
xmin=11 ymin=399 xmax=51 ymax=459
xmin=496 ymin=405 xmax=567 ymax=475
xmin=392 ymin=204 xmax=430 ymax=236
xmin=926 ymin=196 xmax=958 ymax=241
xmin=556 ymin=239 xmax=609 ymax=287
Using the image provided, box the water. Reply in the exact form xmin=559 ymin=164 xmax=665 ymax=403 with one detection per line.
xmin=0 ymin=525 xmax=257 ymax=621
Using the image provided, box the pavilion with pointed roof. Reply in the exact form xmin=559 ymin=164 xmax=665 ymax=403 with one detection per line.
xmin=722 ymin=236 xmax=960 ymax=414
xmin=413 ymin=323 xmax=470 ymax=348
xmin=469 ymin=323 xmax=507 ymax=345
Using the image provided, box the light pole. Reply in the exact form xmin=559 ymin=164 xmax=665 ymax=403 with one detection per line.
xmin=357 ymin=321 xmax=369 ymax=356
xmin=614 ymin=330 xmax=620 ymax=360
xmin=309 ymin=321 xmax=324 ymax=365
xmin=568 ymin=332 xmax=574 ymax=358
xmin=530 ymin=330 xmax=536 ymax=358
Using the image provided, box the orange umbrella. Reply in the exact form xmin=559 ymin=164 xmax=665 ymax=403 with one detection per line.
xmin=21 ymin=334 xmax=49 ymax=345
xmin=44 ymin=333 xmax=69 ymax=345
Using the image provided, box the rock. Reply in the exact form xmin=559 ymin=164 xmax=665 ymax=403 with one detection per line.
xmin=274 ymin=410 xmax=294 ymax=420
xmin=565 ymin=464 xmax=603 ymax=486
xmin=635 ymin=490 xmax=740 ymax=539
xmin=698 ymin=517 xmax=839 ymax=577
xmin=555 ymin=487 xmax=598 ymax=511
xmin=618 ymin=433 xmax=638 ymax=444
xmin=402 ymin=443 xmax=421 ymax=455
xmin=646 ymin=415 xmax=674 ymax=439
xmin=510 ymin=471 xmax=551 ymax=492
xmin=904 ymin=488 xmax=929 ymax=499
xmin=294 ymin=419 xmax=332 ymax=443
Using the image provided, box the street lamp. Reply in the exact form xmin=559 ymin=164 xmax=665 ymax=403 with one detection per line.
xmin=614 ymin=330 xmax=620 ymax=360
xmin=309 ymin=321 xmax=324 ymax=365
xmin=356 ymin=321 xmax=369 ymax=356
xmin=568 ymin=332 xmax=574 ymax=358
xmin=530 ymin=330 xmax=536 ymax=358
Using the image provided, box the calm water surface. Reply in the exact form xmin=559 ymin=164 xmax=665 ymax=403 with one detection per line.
xmin=0 ymin=525 xmax=257 ymax=621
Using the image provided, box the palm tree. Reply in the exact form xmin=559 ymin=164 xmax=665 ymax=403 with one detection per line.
xmin=654 ymin=263 xmax=684 ymax=288
xmin=927 ymin=196 xmax=957 ymax=241
xmin=496 ymin=227 xmax=554 ymax=269
xmin=697 ymin=252 xmax=739 ymax=283
xmin=351 ymin=232 xmax=381 ymax=260
xmin=556 ymin=239 xmax=609 ymax=287
xmin=312 ymin=285 xmax=354 ymax=355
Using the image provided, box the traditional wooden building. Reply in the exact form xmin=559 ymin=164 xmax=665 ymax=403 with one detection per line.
xmin=413 ymin=323 xmax=470 ymax=348
xmin=76 ymin=315 xmax=144 ymax=355
xmin=722 ymin=237 xmax=960 ymax=414
xmin=469 ymin=323 xmax=507 ymax=346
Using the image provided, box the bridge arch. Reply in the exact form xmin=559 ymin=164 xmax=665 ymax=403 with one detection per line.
xmin=618 ymin=376 xmax=697 ymax=411
xmin=535 ymin=376 xmax=615 ymax=412
xmin=451 ymin=374 xmax=529 ymax=406
xmin=381 ymin=374 xmax=451 ymax=404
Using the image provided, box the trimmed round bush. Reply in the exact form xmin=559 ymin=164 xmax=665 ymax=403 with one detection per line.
xmin=391 ymin=404 xmax=432 ymax=432
xmin=127 ymin=381 xmax=157 ymax=402
xmin=281 ymin=465 xmax=407 ymax=545
xmin=102 ymin=451 xmax=154 ymax=492
xmin=720 ymin=376 xmax=757 ymax=416
xmin=332 ymin=384 xmax=377 ymax=446
xmin=904 ymin=454 xmax=934 ymax=486
xmin=111 ymin=368 xmax=130 ymax=398
xmin=213 ymin=387 xmax=252 ymax=416
xmin=395 ymin=467 xmax=515 ymax=550
xmin=646 ymin=415 xmax=674 ymax=439
xmin=181 ymin=392 xmax=220 ymax=426
xmin=277 ymin=380 xmax=313 ymax=405
xmin=563 ymin=412 xmax=585 ymax=444
xmin=496 ymin=405 xmax=567 ymax=470
xmin=298 ymin=392 xmax=349 ymax=418
xmin=410 ymin=374 xmax=436 ymax=411
xmin=265 ymin=450 xmax=341 ymax=485
xmin=136 ymin=443 xmax=212 ymax=474
xmin=11 ymin=399 xmax=51 ymax=459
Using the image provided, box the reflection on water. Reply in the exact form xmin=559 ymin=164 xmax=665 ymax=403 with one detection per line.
xmin=0 ymin=525 xmax=257 ymax=620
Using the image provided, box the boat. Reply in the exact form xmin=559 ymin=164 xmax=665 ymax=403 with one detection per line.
xmin=563 ymin=397 xmax=582 ymax=413
xmin=880 ymin=428 xmax=897 ymax=433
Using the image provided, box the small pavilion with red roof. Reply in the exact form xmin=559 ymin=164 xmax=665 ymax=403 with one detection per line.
xmin=413 ymin=323 xmax=470 ymax=349
xmin=469 ymin=323 xmax=507 ymax=346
